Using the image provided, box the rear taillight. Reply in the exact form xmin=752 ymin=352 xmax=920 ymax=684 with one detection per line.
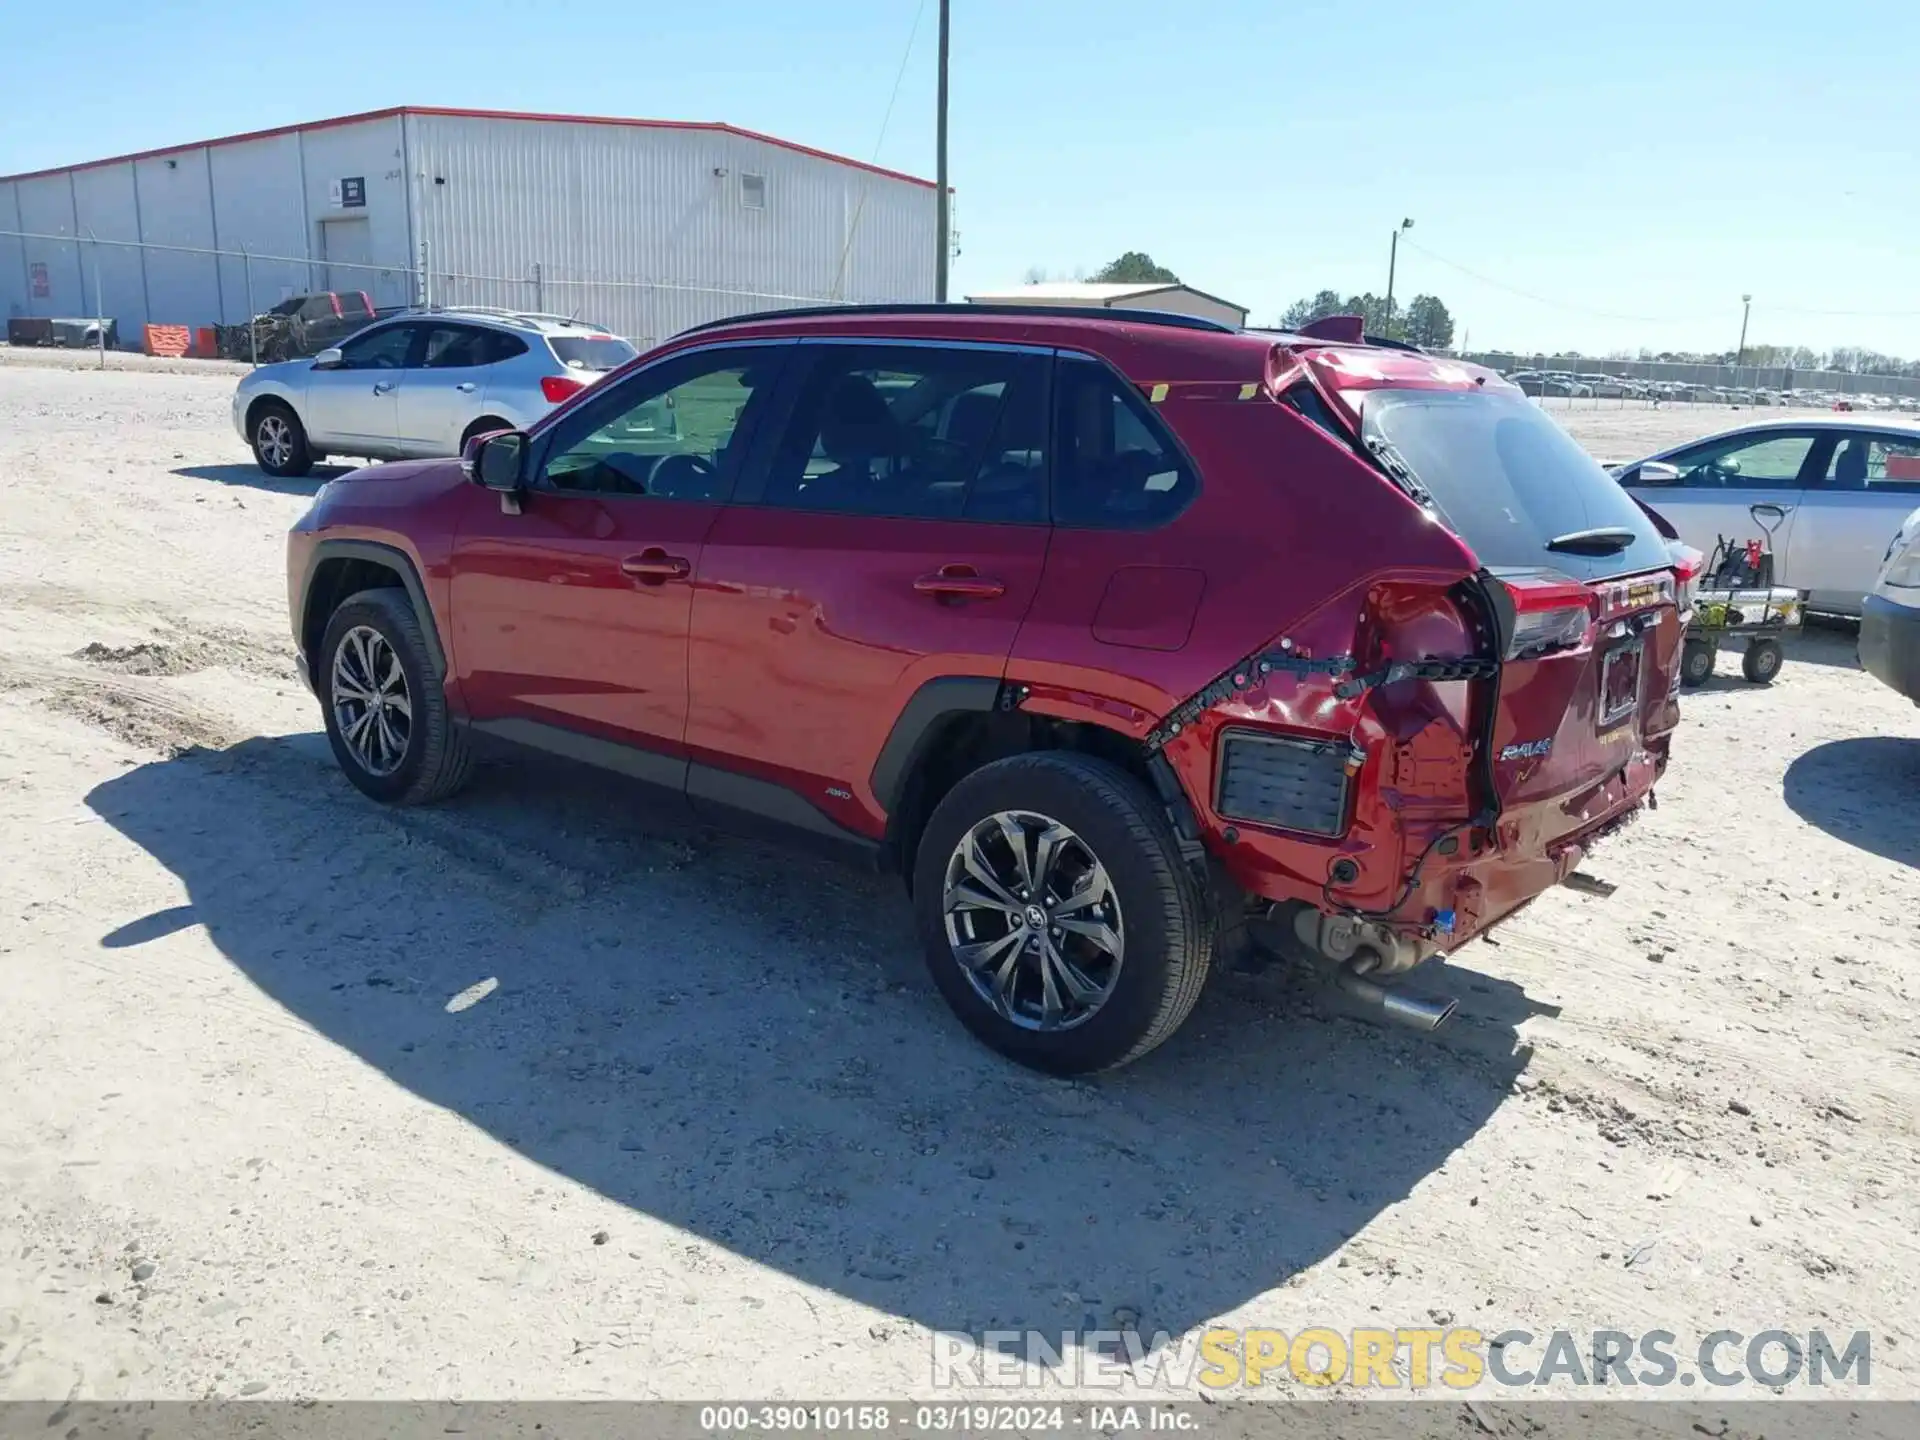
xmin=1486 ymin=572 xmax=1597 ymax=659
xmin=1670 ymin=544 xmax=1705 ymax=614
xmin=541 ymin=374 xmax=586 ymax=404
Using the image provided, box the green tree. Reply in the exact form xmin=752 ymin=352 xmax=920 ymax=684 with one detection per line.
xmin=1280 ymin=289 xmax=1347 ymax=329
xmin=1341 ymin=293 xmax=1393 ymax=334
xmin=1402 ymin=294 xmax=1455 ymax=350
xmin=1091 ymin=251 xmax=1180 ymax=284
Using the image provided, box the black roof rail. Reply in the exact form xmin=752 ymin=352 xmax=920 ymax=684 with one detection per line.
xmin=1362 ymin=333 xmax=1426 ymax=355
xmin=673 ymin=301 xmax=1240 ymax=339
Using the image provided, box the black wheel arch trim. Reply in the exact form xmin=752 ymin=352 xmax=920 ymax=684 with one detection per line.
xmin=299 ymin=540 xmax=447 ymax=680
xmin=868 ymin=675 xmax=1005 ymax=817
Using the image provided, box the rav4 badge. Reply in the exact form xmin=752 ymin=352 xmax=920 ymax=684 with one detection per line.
xmin=1500 ymin=739 xmax=1554 ymax=761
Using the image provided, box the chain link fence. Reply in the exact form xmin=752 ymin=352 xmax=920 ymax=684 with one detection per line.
xmin=1458 ymin=349 xmax=1920 ymax=411
xmin=2 ymin=228 xmax=856 ymax=365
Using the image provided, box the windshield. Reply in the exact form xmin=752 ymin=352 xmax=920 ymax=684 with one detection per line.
xmin=1356 ymin=388 xmax=1672 ymax=582
xmin=548 ymin=335 xmax=639 ymax=372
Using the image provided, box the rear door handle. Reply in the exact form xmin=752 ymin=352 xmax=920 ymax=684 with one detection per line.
xmin=621 ymin=548 xmax=692 ymax=584
xmin=914 ymin=566 xmax=1006 ymax=601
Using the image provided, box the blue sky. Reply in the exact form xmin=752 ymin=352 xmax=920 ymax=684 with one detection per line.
xmin=5 ymin=0 xmax=1915 ymax=357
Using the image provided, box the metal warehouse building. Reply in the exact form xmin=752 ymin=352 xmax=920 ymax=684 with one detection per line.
xmin=0 ymin=106 xmax=937 ymax=349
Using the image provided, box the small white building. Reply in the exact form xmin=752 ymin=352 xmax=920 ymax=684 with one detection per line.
xmin=0 ymin=106 xmax=938 ymax=348
xmin=966 ymin=281 xmax=1248 ymax=328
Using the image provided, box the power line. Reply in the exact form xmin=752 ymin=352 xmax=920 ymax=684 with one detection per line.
xmin=1399 ymin=238 xmax=1722 ymax=325
xmin=831 ymin=0 xmax=930 ymax=301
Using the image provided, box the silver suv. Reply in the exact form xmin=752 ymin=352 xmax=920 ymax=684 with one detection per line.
xmin=232 ymin=307 xmax=641 ymax=476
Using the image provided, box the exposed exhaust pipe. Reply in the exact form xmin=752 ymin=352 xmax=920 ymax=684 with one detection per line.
xmin=1332 ymin=953 xmax=1458 ymax=1032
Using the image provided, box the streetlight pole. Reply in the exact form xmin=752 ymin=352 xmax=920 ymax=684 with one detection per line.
xmin=934 ymin=0 xmax=950 ymax=303
xmin=1734 ymin=293 xmax=1752 ymax=385
xmin=1383 ymin=217 xmax=1413 ymax=337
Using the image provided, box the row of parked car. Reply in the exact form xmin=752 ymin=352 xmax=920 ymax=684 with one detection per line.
xmin=1503 ymin=368 xmax=1920 ymax=410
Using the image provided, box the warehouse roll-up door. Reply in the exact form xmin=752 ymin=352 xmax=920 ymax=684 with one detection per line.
xmin=319 ymin=217 xmax=373 ymax=295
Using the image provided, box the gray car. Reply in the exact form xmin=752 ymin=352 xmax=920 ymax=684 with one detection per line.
xmin=232 ymin=307 xmax=641 ymax=476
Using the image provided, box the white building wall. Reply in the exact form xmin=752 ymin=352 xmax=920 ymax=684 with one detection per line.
xmin=4 ymin=108 xmax=935 ymax=346
xmin=206 ymin=132 xmax=318 ymax=321
xmin=68 ymin=165 xmax=145 ymax=332
xmin=410 ymin=112 xmax=935 ymax=345
xmin=5 ymin=174 xmax=88 ymax=320
xmin=295 ymin=115 xmax=414 ymax=310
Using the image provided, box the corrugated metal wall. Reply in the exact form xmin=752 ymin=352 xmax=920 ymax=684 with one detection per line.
xmin=410 ymin=114 xmax=935 ymax=344
xmin=3 ymin=110 xmax=934 ymax=346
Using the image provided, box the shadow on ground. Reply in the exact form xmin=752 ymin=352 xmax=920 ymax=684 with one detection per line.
xmin=86 ymin=735 xmax=1539 ymax=1342
xmin=171 ymin=463 xmax=345 ymax=496
xmin=1783 ymin=735 xmax=1920 ymax=869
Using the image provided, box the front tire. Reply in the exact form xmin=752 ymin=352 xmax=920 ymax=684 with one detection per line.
xmin=318 ymin=588 xmax=474 ymax=805
xmin=251 ymin=401 xmax=313 ymax=477
xmin=912 ymin=752 xmax=1213 ymax=1075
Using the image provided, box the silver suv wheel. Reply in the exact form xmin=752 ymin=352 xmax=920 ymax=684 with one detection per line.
xmin=330 ymin=625 xmax=413 ymax=777
xmin=256 ymin=413 xmax=295 ymax=469
xmin=941 ymin=810 xmax=1125 ymax=1031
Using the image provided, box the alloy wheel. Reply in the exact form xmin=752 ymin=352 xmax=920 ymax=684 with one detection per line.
xmin=330 ymin=625 xmax=412 ymax=776
xmin=941 ymin=810 xmax=1125 ymax=1031
xmin=257 ymin=414 xmax=294 ymax=468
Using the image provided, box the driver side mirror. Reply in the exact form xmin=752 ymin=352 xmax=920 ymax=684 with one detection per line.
xmin=464 ymin=430 xmax=527 ymax=508
xmin=312 ymin=347 xmax=344 ymax=370
xmin=1634 ymin=460 xmax=1682 ymax=486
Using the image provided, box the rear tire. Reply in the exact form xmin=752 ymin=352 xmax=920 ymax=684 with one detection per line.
xmin=911 ymin=752 xmax=1213 ymax=1075
xmin=460 ymin=416 xmax=514 ymax=451
xmin=251 ymin=401 xmax=313 ymax=477
xmin=318 ymin=588 xmax=474 ymax=805
xmin=1741 ymin=638 xmax=1783 ymax=685
xmin=1680 ymin=638 xmax=1715 ymax=688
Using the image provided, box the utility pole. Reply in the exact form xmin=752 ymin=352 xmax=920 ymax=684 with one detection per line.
xmin=1383 ymin=217 xmax=1413 ymax=336
xmin=934 ymin=0 xmax=950 ymax=302
xmin=1734 ymin=293 xmax=1752 ymax=385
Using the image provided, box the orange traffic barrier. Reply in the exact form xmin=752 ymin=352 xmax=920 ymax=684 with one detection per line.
xmin=144 ymin=324 xmax=191 ymax=358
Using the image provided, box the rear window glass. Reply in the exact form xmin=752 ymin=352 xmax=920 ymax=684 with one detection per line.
xmin=549 ymin=335 xmax=639 ymax=372
xmin=1356 ymin=388 xmax=1671 ymax=583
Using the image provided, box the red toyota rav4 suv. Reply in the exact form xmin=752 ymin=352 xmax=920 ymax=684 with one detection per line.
xmin=287 ymin=303 xmax=1690 ymax=1074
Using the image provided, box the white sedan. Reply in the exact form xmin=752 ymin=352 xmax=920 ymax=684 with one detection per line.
xmin=1612 ymin=417 xmax=1920 ymax=615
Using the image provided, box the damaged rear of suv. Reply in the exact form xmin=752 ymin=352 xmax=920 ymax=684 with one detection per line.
xmin=287 ymin=303 xmax=1685 ymax=1075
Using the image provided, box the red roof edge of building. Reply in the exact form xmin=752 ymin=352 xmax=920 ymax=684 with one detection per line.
xmin=0 ymin=105 xmax=938 ymax=190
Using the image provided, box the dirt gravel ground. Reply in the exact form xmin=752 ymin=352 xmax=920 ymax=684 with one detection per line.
xmin=0 ymin=352 xmax=1916 ymax=1418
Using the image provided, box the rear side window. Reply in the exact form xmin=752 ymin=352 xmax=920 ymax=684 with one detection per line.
xmin=1053 ymin=357 xmax=1196 ymax=529
xmin=420 ymin=325 xmax=493 ymax=369
xmin=1358 ymin=388 xmax=1670 ymax=583
xmin=549 ymin=335 xmax=639 ymax=372
xmin=757 ymin=344 xmax=1048 ymax=523
xmin=1815 ymin=434 xmax=1920 ymax=493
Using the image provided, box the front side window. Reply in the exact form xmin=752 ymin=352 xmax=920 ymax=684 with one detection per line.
xmin=333 ymin=324 xmax=415 ymax=371
xmin=758 ymin=345 xmax=1048 ymax=523
xmin=1665 ymin=432 xmax=1817 ymax=489
xmin=1053 ymin=357 xmax=1196 ymax=529
xmin=540 ymin=347 xmax=779 ymax=501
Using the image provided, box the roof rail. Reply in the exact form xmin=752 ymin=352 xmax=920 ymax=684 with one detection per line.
xmin=674 ymin=301 xmax=1241 ymax=338
xmin=403 ymin=303 xmax=615 ymax=331
xmin=1247 ymin=322 xmax=1428 ymax=356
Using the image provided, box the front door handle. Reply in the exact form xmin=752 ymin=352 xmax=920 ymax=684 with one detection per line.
xmin=914 ymin=565 xmax=1006 ymax=602
xmin=456 ymin=382 xmax=477 ymax=393
xmin=621 ymin=548 xmax=692 ymax=584
xmin=372 ymin=381 xmax=395 ymax=395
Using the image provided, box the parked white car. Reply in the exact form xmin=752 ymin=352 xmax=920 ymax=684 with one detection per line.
xmin=232 ymin=307 xmax=639 ymax=476
xmin=1860 ymin=503 xmax=1920 ymax=703
xmin=1612 ymin=417 xmax=1920 ymax=615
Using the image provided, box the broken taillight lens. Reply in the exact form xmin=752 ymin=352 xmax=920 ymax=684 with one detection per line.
xmin=1486 ymin=572 xmax=1598 ymax=659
